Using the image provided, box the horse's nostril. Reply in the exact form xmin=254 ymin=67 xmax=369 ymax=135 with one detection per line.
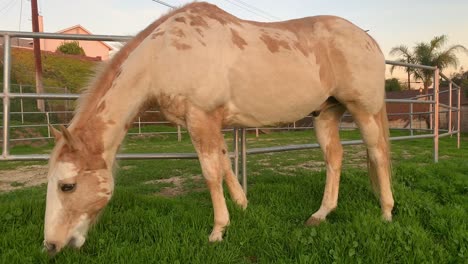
xmin=44 ymin=241 xmax=57 ymax=255
xmin=68 ymin=237 xmax=76 ymax=247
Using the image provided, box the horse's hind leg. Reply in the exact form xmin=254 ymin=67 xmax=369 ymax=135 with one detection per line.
xmin=220 ymin=140 xmax=248 ymax=209
xmin=186 ymin=106 xmax=229 ymax=242
xmin=306 ymin=104 xmax=346 ymax=225
xmin=347 ymin=104 xmax=394 ymax=221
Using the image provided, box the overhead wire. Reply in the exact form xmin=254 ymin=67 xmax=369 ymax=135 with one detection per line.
xmin=0 ymin=0 xmax=18 ymax=15
xmin=222 ymin=0 xmax=277 ymax=21
xmin=18 ymin=0 xmax=22 ymax=31
xmin=151 ymin=0 xmax=280 ymax=22
xmin=231 ymin=0 xmax=281 ymax=21
xmin=151 ymin=0 xmax=176 ymax=9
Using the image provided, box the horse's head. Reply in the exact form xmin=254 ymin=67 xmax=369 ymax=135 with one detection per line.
xmin=43 ymin=125 xmax=113 ymax=255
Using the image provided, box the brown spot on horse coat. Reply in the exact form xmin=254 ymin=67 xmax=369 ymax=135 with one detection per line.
xmin=186 ymin=106 xmax=225 ymax=154
xmin=151 ymin=31 xmax=165 ymax=39
xmin=313 ymin=42 xmax=334 ymax=89
xmin=198 ymin=40 xmax=207 ymax=46
xmin=157 ymin=94 xmax=187 ymax=126
xmin=174 ymin=17 xmax=186 ymax=24
xmin=260 ymin=34 xmax=291 ymax=53
xmin=230 ymin=29 xmax=247 ymax=50
xmin=171 ymin=40 xmax=192 ymax=50
xmin=97 ymin=101 xmax=106 ymax=113
xmin=170 ymin=28 xmax=186 ymax=38
xmin=294 ymin=41 xmax=310 ymax=57
xmin=57 ymin=117 xmax=108 ymax=171
xmin=195 ymin=28 xmax=204 ymax=37
xmin=189 ymin=15 xmax=209 ymax=28
xmin=328 ymin=39 xmax=356 ymax=95
xmin=189 ymin=3 xmax=241 ymax=26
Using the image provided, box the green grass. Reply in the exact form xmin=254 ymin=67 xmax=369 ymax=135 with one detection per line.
xmin=0 ymin=130 xmax=467 ymax=263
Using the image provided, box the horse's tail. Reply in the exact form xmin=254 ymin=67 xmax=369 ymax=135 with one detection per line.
xmin=367 ymin=104 xmax=391 ymax=196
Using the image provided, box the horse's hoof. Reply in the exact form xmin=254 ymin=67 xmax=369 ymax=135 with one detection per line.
xmin=382 ymin=212 xmax=392 ymax=222
xmin=236 ymin=198 xmax=248 ymax=210
xmin=209 ymin=231 xmax=223 ymax=242
xmin=305 ymin=216 xmax=324 ymax=226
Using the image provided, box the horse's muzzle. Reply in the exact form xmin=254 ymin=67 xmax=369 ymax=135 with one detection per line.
xmin=43 ymin=241 xmax=58 ymax=256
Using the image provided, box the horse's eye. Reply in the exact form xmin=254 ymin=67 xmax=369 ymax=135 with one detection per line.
xmin=59 ymin=183 xmax=76 ymax=193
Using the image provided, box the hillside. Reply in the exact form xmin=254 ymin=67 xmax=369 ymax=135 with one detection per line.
xmin=2 ymin=47 xmax=99 ymax=93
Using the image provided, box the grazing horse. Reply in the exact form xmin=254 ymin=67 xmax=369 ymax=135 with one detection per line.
xmin=43 ymin=2 xmax=394 ymax=254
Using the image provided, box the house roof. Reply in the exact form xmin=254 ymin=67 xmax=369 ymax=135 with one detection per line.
xmin=57 ymin=24 xmax=113 ymax=51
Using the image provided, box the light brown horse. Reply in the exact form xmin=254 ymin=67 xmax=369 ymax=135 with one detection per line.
xmin=44 ymin=2 xmax=393 ymax=254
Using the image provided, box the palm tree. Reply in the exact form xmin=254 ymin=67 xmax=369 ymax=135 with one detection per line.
xmin=390 ymin=35 xmax=467 ymax=94
xmin=389 ymin=45 xmax=415 ymax=90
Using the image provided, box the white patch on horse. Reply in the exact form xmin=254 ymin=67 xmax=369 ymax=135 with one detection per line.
xmin=52 ymin=162 xmax=78 ymax=180
xmin=69 ymin=214 xmax=90 ymax=248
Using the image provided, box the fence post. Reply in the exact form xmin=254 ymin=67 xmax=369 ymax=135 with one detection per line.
xmin=177 ymin=125 xmax=182 ymax=142
xmin=241 ymin=128 xmax=247 ymax=194
xmin=19 ymin=84 xmax=25 ymax=124
xmin=429 ymin=95 xmax=433 ymax=130
xmin=138 ymin=117 xmax=141 ymax=134
xmin=2 ymin=35 xmax=11 ymax=159
xmin=448 ymin=82 xmax=453 ymax=135
xmin=46 ymin=112 xmax=51 ymax=138
xmin=65 ymin=87 xmax=70 ymax=114
xmin=233 ymin=128 xmax=239 ymax=180
xmin=457 ymin=86 xmax=461 ymax=149
xmin=410 ymin=102 xmax=413 ymax=136
xmin=433 ymin=69 xmax=439 ymax=163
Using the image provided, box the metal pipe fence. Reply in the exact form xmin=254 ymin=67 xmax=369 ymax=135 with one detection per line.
xmin=1 ymin=31 xmax=462 ymax=191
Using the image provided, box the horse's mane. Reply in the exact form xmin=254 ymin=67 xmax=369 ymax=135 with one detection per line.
xmin=71 ymin=2 xmax=201 ymax=126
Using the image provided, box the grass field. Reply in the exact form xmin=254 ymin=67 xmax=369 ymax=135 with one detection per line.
xmin=0 ymin=129 xmax=467 ymax=263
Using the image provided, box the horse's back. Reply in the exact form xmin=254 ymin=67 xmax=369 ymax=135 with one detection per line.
xmin=144 ymin=3 xmax=385 ymax=125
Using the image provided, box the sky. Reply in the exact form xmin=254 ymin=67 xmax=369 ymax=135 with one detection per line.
xmin=1 ymin=0 xmax=467 ymax=87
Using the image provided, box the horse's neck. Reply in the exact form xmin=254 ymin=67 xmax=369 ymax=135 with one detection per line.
xmin=70 ymin=57 xmax=152 ymax=166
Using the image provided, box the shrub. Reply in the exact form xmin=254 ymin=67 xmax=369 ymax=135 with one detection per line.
xmin=56 ymin=41 xmax=86 ymax=56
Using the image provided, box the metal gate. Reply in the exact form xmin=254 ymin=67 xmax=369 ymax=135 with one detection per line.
xmin=1 ymin=31 xmax=462 ymax=193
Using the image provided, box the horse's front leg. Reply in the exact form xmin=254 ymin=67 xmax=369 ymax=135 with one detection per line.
xmin=186 ymin=106 xmax=229 ymax=242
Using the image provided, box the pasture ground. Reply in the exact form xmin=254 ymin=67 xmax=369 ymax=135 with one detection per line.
xmin=0 ymin=130 xmax=467 ymax=263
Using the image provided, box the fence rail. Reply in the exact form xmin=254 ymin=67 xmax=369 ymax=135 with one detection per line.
xmin=1 ymin=31 xmax=462 ymax=190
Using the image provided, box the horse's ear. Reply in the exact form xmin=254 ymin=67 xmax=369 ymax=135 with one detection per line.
xmin=58 ymin=125 xmax=78 ymax=151
xmin=49 ymin=125 xmax=62 ymax=141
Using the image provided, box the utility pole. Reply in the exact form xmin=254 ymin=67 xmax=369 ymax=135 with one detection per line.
xmin=31 ymin=0 xmax=45 ymax=112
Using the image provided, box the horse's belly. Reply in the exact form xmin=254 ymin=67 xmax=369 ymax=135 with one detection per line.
xmin=225 ymin=85 xmax=327 ymax=127
xmin=223 ymin=47 xmax=330 ymax=127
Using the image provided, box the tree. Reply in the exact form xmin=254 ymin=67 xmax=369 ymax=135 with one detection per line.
xmin=385 ymin=78 xmax=403 ymax=91
xmin=389 ymin=45 xmax=415 ymax=90
xmin=389 ymin=35 xmax=467 ymax=94
xmin=56 ymin=41 xmax=86 ymax=56
xmin=446 ymin=67 xmax=468 ymax=98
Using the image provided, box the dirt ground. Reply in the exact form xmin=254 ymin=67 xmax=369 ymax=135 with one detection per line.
xmin=0 ymin=165 xmax=48 ymax=192
xmin=145 ymin=175 xmax=204 ymax=197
